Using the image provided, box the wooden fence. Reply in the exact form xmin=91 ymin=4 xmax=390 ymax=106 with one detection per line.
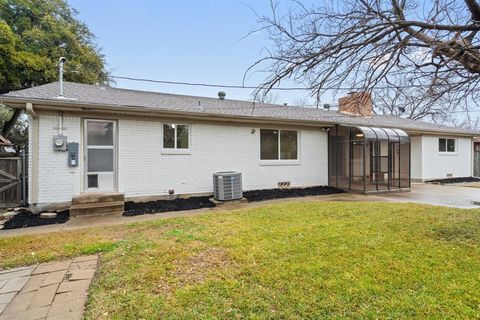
xmin=0 ymin=157 xmax=23 ymax=208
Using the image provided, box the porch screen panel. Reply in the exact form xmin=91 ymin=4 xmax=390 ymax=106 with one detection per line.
xmin=365 ymin=140 xmax=377 ymax=191
xmin=335 ymin=126 xmax=350 ymax=190
xmin=350 ymin=127 xmax=365 ymax=191
xmin=328 ymin=128 xmax=337 ymax=187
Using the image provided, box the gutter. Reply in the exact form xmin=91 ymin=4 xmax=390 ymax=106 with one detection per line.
xmin=1 ymin=96 xmax=478 ymax=138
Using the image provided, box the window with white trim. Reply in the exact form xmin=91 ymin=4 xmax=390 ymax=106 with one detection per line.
xmin=163 ymin=124 xmax=189 ymax=149
xmin=439 ymin=138 xmax=455 ymax=153
xmin=260 ymin=129 xmax=298 ymax=160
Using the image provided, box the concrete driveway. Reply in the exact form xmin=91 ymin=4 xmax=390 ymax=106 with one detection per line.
xmin=377 ymin=183 xmax=480 ymax=209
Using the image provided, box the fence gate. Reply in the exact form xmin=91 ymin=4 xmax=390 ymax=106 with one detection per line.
xmin=0 ymin=157 xmax=22 ymax=208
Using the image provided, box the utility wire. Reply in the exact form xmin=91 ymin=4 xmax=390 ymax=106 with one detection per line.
xmin=111 ymin=75 xmax=475 ymax=91
xmin=110 ymin=75 xmax=480 ymax=115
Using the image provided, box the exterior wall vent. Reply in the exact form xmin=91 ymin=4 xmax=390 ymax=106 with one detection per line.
xmin=213 ymin=172 xmax=242 ymax=201
xmin=278 ymin=181 xmax=291 ymax=188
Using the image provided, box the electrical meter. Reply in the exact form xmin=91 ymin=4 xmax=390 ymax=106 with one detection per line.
xmin=53 ymin=135 xmax=67 ymax=151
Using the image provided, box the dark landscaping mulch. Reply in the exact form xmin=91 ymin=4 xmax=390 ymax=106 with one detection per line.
xmin=2 ymin=209 xmax=70 ymax=230
xmin=243 ymin=186 xmax=344 ymax=202
xmin=124 ymin=186 xmax=345 ymax=216
xmin=124 ymin=196 xmax=215 ymax=216
xmin=426 ymin=177 xmax=480 ymax=185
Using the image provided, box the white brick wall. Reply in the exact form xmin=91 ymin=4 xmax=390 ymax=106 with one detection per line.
xmin=31 ymin=113 xmax=328 ymax=204
xmin=34 ymin=114 xmax=82 ymax=204
xmin=411 ymin=135 xmax=472 ymax=180
xmin=117 ymin=119 xmax=328 ymax=197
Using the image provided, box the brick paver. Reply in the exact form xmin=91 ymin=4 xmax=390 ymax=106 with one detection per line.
xmin=32 ymin=261 xmax=71 ymax=276
xmin=0 ymin=276 xmax=29 ymax=294
xmin=22 ymin=274 xmax=48 ymax=293
xmin=0 ymin=255 xmax=98 ymax=320
xmin=0 ymin=267 xmax=34 ymax=281
xmin=29 ymin=283 xmax=59 ymax=309
xmin=42 ymin=270 xmax=67 ymax=286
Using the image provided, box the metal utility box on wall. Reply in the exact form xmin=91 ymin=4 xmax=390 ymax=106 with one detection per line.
xmin=213 ymin=172 xmax=243 ymax=201
xmin=53 ymin=135 xmax=67 ymax=151
xmin=67 ymin=142 xmax=79 ymax=167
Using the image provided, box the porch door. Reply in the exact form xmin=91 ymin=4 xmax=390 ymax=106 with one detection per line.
xmin=84 ymin=119 xmax=116 ymax=192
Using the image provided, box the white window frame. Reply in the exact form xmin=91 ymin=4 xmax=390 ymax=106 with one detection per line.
xmin=438 ymin=137 xmax=457 ymax=155
xmin=259 ymin=128 xmax=300 ymax=166
xmin=162 ymin=123 xmax=191 ymax=155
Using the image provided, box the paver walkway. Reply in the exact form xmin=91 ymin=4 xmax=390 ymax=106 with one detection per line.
xmin=0 ymin=255 xmax=98 ymax=320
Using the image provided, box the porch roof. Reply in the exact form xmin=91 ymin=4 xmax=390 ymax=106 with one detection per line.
xmin=356 ymin=126 xmax=410 ymax=143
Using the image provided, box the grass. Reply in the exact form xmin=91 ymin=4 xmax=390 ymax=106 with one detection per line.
xmin=1 ymin=201 xmax=480 ymax=319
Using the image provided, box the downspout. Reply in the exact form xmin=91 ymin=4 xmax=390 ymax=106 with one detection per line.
xmin=25 ymin=102 xmax=39 ymax=205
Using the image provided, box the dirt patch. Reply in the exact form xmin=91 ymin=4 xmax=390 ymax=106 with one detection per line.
xmin=426 ymin=177 xmax=480 ymax=185
xmin=124 ymin=196 xmax=215 ymax=216
xmin=243 ymin=186 xmax=344 ymax=202
xmin=176 ymin=247 xmax=231 ymax=284
xmin=156 ymin=247 xmax=232 ymax=294
xmin=2 ymin=209 xmax=69 ymax=230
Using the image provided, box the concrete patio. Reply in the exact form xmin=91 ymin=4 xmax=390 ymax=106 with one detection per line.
xmin=377 ymin=182 xmax=480 ymax=209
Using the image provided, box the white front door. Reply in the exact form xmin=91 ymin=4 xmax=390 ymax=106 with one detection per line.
xmin=84 ymin=119 xmax=116 ymax=192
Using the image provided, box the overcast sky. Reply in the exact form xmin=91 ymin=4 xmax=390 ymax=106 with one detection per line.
xmin=67 ymin=0 xmax=323 ymax=106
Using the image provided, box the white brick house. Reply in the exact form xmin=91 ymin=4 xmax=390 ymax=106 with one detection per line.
xmin=0 ymin=82 xmax=477 ymax=208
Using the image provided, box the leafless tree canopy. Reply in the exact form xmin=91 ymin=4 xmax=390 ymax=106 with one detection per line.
xmin=250 ymin=0 xmax=480 ymax=122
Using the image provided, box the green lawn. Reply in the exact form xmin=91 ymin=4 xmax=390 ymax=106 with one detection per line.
xmin=1 ymin=201 xmax=480 ymax=319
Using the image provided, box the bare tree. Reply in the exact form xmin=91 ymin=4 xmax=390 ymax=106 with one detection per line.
xmin=248 ymin=0 xmax=480 ymax=119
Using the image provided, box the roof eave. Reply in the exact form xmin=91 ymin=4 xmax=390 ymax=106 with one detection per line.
xmin=1 ymin=95 xmax=477 ymax=137
xmin=0 ymin=95 xmax=335 ymax=128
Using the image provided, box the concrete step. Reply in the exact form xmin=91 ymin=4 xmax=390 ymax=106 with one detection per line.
xmin=70 ymin=193 xmax=125 ymax=217
xmin=70 ymin=201 xmax=125 ymax=217
xmin=72 ymin=192 xmax=124 ymax=205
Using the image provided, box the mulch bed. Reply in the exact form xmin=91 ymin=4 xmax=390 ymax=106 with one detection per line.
xmin=2 ymin=209 xmax=70 ymax=230
xmin=124 ymin=196 xmax=215 ymax=216
xmin=2 ymin=186 xmax=346 ymax=226
xmin=243 ymin=186 xmax=344 ymax=202
xmin=426 ymin=177 xmax=480 ymax=185
xmin=124 ymin=186 xmax=344 ymax=216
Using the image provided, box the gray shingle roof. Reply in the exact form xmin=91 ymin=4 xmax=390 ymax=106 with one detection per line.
xmin=1 ymin=81 xmax=477 ymax=136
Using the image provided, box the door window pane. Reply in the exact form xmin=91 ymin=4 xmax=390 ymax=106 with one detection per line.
xmin=439 ymin=138 xmax=446 ymax=152
xmin=447 ymin=139 xmax=455 ymax=152
xmin=87 ymin=121 xmax=113 ymax=145
xmin=280 ymin=130 xmax=298 ymax=159
xmin=163 ymin=124 xmax=175 ymax=148
xmin=260 ymin=129 xmax=279 ymax=160
xmin=88 ymin=149 xmax=113 ymax=172
xmin=177 ymin=125 xmax=189 ymax=149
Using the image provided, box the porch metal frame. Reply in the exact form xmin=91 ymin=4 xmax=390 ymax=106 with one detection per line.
xmin=328 ymin=124 xmax=411 ymax=193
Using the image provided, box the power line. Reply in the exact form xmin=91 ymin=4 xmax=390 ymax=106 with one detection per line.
xmin=111 ymin=75 xmax=476 ymax=91
xmin=109 ymin=75 xmax=480 ymax=115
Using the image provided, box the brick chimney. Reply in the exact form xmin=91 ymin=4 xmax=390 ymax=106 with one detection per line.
xmin=338 ymin=92 xmax=372 ymax=117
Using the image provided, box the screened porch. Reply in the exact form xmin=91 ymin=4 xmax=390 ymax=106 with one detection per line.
xmin=328 ymin=125 xmax=411 ymax=193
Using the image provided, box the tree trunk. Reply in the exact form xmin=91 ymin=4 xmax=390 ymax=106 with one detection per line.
xmin=2 ymin=108 xmax=22 ymax=138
